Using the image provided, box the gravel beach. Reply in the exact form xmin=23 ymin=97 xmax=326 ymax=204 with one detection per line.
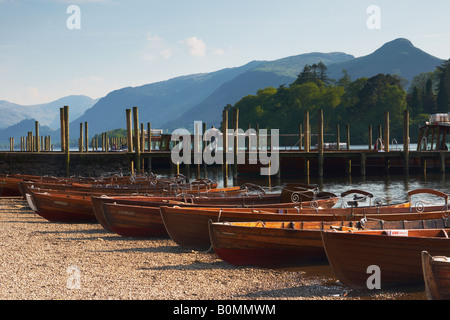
xmin=0 ymin=197 xmax=427 ymax=302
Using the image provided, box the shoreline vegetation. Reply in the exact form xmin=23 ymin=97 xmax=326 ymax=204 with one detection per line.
xmin=229 ymin=59 xmax=450 ymax=146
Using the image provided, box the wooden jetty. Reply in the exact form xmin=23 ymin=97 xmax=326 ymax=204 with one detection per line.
xmin=1 ymin=107 xmax=449 ymax=178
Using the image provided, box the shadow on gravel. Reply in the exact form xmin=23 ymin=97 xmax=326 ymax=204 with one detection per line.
xmin=236 ymin=284 xmax=345 ymax=299
xmin=143 ymin=260 xmax=235 ymax=271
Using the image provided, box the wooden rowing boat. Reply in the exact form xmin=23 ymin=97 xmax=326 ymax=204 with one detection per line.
xmin=160 ymin=188 xmax=448 ymax=250
xmin=90 ymin=188 xmax=339 ymax=237
xmin=422 ymin=251 xmax=450 ymax=300
xmin=209 ymin=219 xmax=450 ymax=268
xmin=26 ymin=190 xmax=98 ymax=223
xmin=21 ymin=181 xmax=338 ymax=207
xmin=91 ymin=194 xmax=226 ymax=232
xmin=1 ymin=172 xmax=192 ymax=197
xmin=160 ymin=204 xmax=449 ymax=251
xmin=90 ymin=187 xmax=414 ymax=234
xmin=101 ymin=202 xmax=169 ymax=238
xmin=25 ymin=189 xmax=244 ymax=224
xmin=18 ymin=179 xmax=220 ymax=197
xmin=25 ymin=182 xmax=336 ymax=225
xmin=321 ymin=228 xmax=450 ymax=289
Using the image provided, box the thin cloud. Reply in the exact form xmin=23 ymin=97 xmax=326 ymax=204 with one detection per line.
xmin=147 ymin=32 xmax=162 ymax=43
xmin=181 ymin=37 xmax=206 ymax=57
xmin=160 ymin=49 xmax=172 ymax=59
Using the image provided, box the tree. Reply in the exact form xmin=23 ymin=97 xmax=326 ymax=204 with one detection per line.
xmin=292 ymin=62 xmax=329 ymax=86
xmin=337 ymin=69 xmax=351 ymax=90
xmin=293 ymin=65 xmax=312 ymax=86
xmin=409 ymin=85 xmax=422 ymax=117
xmin=423 ymin=78 xmax=437 ymax=114
xmin=317 ymin=61 xmax=329 ymax=84
xmin=436 ymin=59 xmax=450 ymax=112
xmin=343 ymin=74 xmax=407 ymax=144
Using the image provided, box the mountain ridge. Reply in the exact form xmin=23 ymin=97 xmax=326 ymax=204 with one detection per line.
xmin=0 ymin=95 xmax=97 ymax=130
xmin=0 ymin=38 xmax=446 ymax=144
xmin=326 ymin=38 xmax=444 ymax=84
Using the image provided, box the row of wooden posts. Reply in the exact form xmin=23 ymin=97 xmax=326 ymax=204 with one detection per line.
xmin=10 ymin=133 xmax=53 ymax=152
xmin=220 ymin=107 xmax=411 ymax=178
xmin=58 ymin=106 xmax=152 ymax=176
xmin=60 ymin=107 xmax=131 ymax=154
xmin=222 ymin=107 xmax=405 ymax=153
xmin=221 ymin=107 xmax=409 ymax=148
xmin=7 ymin=106 xmax=403 ymax=157
xmin=7 ymin=105 xmax=411 ymax=178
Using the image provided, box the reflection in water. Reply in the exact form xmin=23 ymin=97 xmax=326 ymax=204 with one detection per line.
xmin=159 ymin=165 xmax=449 ymax=207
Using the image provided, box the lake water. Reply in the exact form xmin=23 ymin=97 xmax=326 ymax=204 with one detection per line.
xmin=156 ymin=165 xmax=449 ymax=209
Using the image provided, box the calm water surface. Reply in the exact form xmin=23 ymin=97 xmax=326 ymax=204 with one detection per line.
xmin=159 ymin=166 xmax=449 ymax=207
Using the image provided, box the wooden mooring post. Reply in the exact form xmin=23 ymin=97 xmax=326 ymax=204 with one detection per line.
xmin=60 ymin=108 xmax=66 ymax=154
xmin=384 ymin=111 xmax=390 ymax=174
xmin=403 ymin=109 xmax=410 ymax=174
xmin=303 ymin=110 xmax=310 ymax=177
xmin=63 ymin=106 xmax=70 ymax=177
xmin=126 ymin=109 xmax=134 ymax=172
xmin=233 ymin=108 xmax=239 ymax=179
xmin=35 ymin=121 xmax=40 ymax=153
xmin=79 ymin=123 xmax=84 ymax=153
xmin=133 ymin=107 xmax=141 ymax=174
xmin=222 ymin=109 xmax=229 ymax=173
xmin=318 ymin=109 xmax=324 ymax=177
xmin=85 ymin=122 xmax=89 ymax=153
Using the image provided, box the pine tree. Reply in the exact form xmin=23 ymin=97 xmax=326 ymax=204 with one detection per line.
xmin=317 ymin=62 xmax=329 ymax=84
xmin=423 ymin=78 xmax=437 ymax=114
xmin=436 ymin=59 xmax=450 ymax=112
xmin=409 ymin=85 xmax=422 ymax=116
xmin=293 ymin=62 xmax=328 ymax=86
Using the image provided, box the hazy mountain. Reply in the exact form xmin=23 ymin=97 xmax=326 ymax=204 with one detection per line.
xmin=0 ymin=119 xmax=54 ymax=145
xmin=1 ymin=38 xmax=445 ymax=143
xmin=0 ymin=95 xmax=97 ymax=130
xmin=326 ymin=38 xmax=444 ymax=85
xmin=68 ymin=61 xmax=262 ymax=137
xmin=163 ymin=52 xmax=355 ymax=131
xmin=69 ymin=52 xmax=354 ymax=135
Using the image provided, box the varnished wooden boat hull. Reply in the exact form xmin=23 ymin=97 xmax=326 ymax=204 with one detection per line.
xmin=89 ymin=191 xmax=340 ymax=234
xmin=2 ymin=173 xmax=159 ymax=197
xmin=27 ymin=191 xmax=96 ymax=223
xmin=422 ymin=251 xmax=450 ymax=300
xmin=160 ymin=206 xmax=448 ymax=251
xmin=322 ymin=229 xmax=450 ymax=289
xmin=102 ymin=203 xmax=168 ymax=238
xmin=209 ymin=220 xmax=450 ymax=268
xmin=91 ymin=195 xmax=190 ymax=232
xmin=209 ymin=221 xmax=328 ymax=266
xmin=0 ymin=177 xmax=27 ymax=197
xmin=20 ymin=180 xmax=220 ymax=196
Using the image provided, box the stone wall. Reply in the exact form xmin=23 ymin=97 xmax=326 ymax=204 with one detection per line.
xmin=0 ymin=152 xmax=158 ymax=177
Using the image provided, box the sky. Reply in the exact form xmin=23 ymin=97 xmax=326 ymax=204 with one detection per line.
xmin=0 ymin=0 xmax=449 ymax=106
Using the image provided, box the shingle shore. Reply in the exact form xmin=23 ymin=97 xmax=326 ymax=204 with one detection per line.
xmin=0 ymin=198 xmax=426 ymax=301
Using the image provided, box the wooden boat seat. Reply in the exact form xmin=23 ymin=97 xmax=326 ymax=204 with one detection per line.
xmin=281 ymin=222 xmax=295 ymax=229
xmin=346 ymin=201 xmax=359 ymax=208
xmin=439 ymin=229 xmax=449 ymax=238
